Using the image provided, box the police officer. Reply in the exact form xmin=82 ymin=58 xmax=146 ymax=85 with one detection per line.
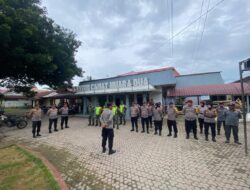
xmin=47 ymin=104 xmax=58 ymax=133
xmin=95 ymin=104 xmax=102 ymax=127
xmin=153 ymin=102 xmax=163 ymax=136
xmin=204 ymin=104 xmax=217 ymax=142
xmin=119 ymin=102 xmax=126 ymax=125
xmin=100 ymin=103 xmax=116 ymax=155
xmin=216 ymin=102 xmax=227 ymax=135
xmin=167 ymin=102 xmax=178 ymax=138
xmin=182 ymin=100 xmax=198 ymax=140
xmin=59 ymin=102 xmax=69 ymax=129
xmin=197 ymin=101 xmax=207 ymax=134
xmin=140 ymin=102 xmax=150 ymax=134
xmin=224 ymin=102 xmax=242 ymax=144
xmin=29 ymin=103 xmax=42 ymax=138
xmin=130 ymin=102 xmax=139 ymax=132
xmin=112 ymin=103 xmax=119 ymax=129
xmin=88 ymin=103 xmax=95 ymax=126
xmin=148 ymin=102 xmax=153 ymax=128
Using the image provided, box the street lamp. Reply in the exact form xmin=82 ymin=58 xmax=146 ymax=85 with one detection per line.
xmin=239 ymin=58 xmax=250 ymax=155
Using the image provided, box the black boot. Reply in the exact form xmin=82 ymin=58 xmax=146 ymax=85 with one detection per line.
xmin=49 ymin=130 xmax=52 ymax=133
xmin=54 ymin=128 xmax=58 ymax=132
xmin=194 ymin=135 xmax=198 ymax=140
xmin=61 ymin=126 xmax=64 ymax=130
xmin=33 ymin=134 xmax=36 ymax=138
xmin=212 ymin=137 xmax=216 ymax=142
xmin=205 ymin=136 xmax=209 ymax=141
xmin=37 ymin=133 xmax=41 ymax=137
xmin=130 ymin=128 xmax=134 ymax=132
xmin=167 ymin=133 xmax=172 ymax=137
xmin=159 ymin=131 xmax=162 ymax=136
xmin=174 ymin=134 xmax=177 ymax=138
xmin=186 ymin=134 xmax=190 ymax=139
xmin=109 ymin=150 xmax=116 ymax=155
xmin=217 ymin=130 xmax=220 ymax=135
xmin=102 ymin=147 xmax=106 ymax=153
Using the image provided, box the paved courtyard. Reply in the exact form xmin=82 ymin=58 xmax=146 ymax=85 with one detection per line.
xmin=1 ymin=117 xmax=250 ymax=190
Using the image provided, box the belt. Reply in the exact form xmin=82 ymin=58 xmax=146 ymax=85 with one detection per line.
xmin=185 ymin=118 xmax=196 ymax=121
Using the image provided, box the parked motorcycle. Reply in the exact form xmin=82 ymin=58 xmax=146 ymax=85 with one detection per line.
xmin=0 ymin=113 xmax=28 ymax=129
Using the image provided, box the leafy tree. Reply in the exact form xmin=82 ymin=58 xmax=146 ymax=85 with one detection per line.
xmin=0 ymin=0 xmax=82 ymax=93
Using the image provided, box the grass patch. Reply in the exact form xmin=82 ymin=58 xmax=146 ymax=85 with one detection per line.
xmin=36 ymin=144 xmax=112 ymax=190
xmin=3 ymin=108 xmax=29 ymax=115
xmin=0 ymin=145 xmax=60 ymax=190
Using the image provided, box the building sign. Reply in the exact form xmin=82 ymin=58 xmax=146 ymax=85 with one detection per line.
xmin=76 ymin=77 xmax=152 ymax=94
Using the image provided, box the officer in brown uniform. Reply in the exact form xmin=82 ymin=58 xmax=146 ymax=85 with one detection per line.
xmin=130 ymin=102 xmax=139 ymax=132
xmin=197 ymin=101 xmax=207 ymax=134
xmin=167 ymin=102 xmax=178 ymax=138
xmin=147 ymin=102 xmax=153 ymax=128
xmin=204 ymin=103 xmax=217 ymax=142
xmin=140 ymin=102 xmax=150 ymax=134
xmin=47 ymin=104 xmax=59 ymax=133
xmin=153 ymin=102 xmax=163 ymax=136
xmin=182 ymin=100 xmax=198 ymax=140
xmin=29 ymin=104 xmax=42 ymax=138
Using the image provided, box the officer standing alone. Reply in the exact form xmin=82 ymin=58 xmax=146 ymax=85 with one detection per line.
xmin=100 ymin=103 xmax=116 ymax=155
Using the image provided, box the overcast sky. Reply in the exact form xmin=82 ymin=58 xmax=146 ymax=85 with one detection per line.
xmin=42 ymin=0 xmax=250 ymax=85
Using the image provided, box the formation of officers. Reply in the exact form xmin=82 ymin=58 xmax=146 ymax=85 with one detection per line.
xmin=28 ymin=98 xmax=242 ymax=155
xmin=28 ymin=102 xmax=70 ymax=138
xmin=91 ymin=99 xmax=242 ymax=154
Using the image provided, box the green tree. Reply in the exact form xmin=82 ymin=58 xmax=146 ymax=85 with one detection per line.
xmin=0 ymin=0 xmax=82 ymax=92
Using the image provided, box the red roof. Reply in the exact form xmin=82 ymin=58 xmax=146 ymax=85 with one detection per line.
xmin=168 ymin=83 xmax=250 ymax=96
xmin=118 ymin=67 xmax=180 ymax=77
xmin=4 ymin=95 xmax=29 ymax=100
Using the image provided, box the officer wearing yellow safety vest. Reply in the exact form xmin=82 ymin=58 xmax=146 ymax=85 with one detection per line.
xmin=119 ymin=102 xmax=127 ymax=125
xmin=95 ymin=104 xmax=103 ymax=127
xmin=112 ymin=103 xmax=119 ymax=129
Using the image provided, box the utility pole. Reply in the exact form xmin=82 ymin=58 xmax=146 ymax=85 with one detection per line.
xmin=239 ymin=58 xmax=250 ymax=155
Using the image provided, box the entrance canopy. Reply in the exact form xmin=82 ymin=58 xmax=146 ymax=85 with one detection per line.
xmin=167 ymin=83 xmax=250 ymax=97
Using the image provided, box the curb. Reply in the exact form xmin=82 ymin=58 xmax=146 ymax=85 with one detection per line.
xmin=18 ymin=144 xmax=69 ymax=190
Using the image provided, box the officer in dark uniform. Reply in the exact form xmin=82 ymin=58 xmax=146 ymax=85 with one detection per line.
xmin=100 ymin=103 xmax=116 ymax=155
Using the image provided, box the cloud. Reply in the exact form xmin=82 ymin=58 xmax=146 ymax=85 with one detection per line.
xmin=42 ymin=0 xmax=250 ymax=84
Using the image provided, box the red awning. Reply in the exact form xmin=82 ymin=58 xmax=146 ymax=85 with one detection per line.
xmin=168 ymin=83 xmax=250 ymax=97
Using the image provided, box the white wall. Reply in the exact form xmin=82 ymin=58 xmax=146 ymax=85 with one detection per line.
xmin=149 ymin=87 xmax=163 ymax=104
xmin=3 ymin=100 xmax=32 ymax=108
